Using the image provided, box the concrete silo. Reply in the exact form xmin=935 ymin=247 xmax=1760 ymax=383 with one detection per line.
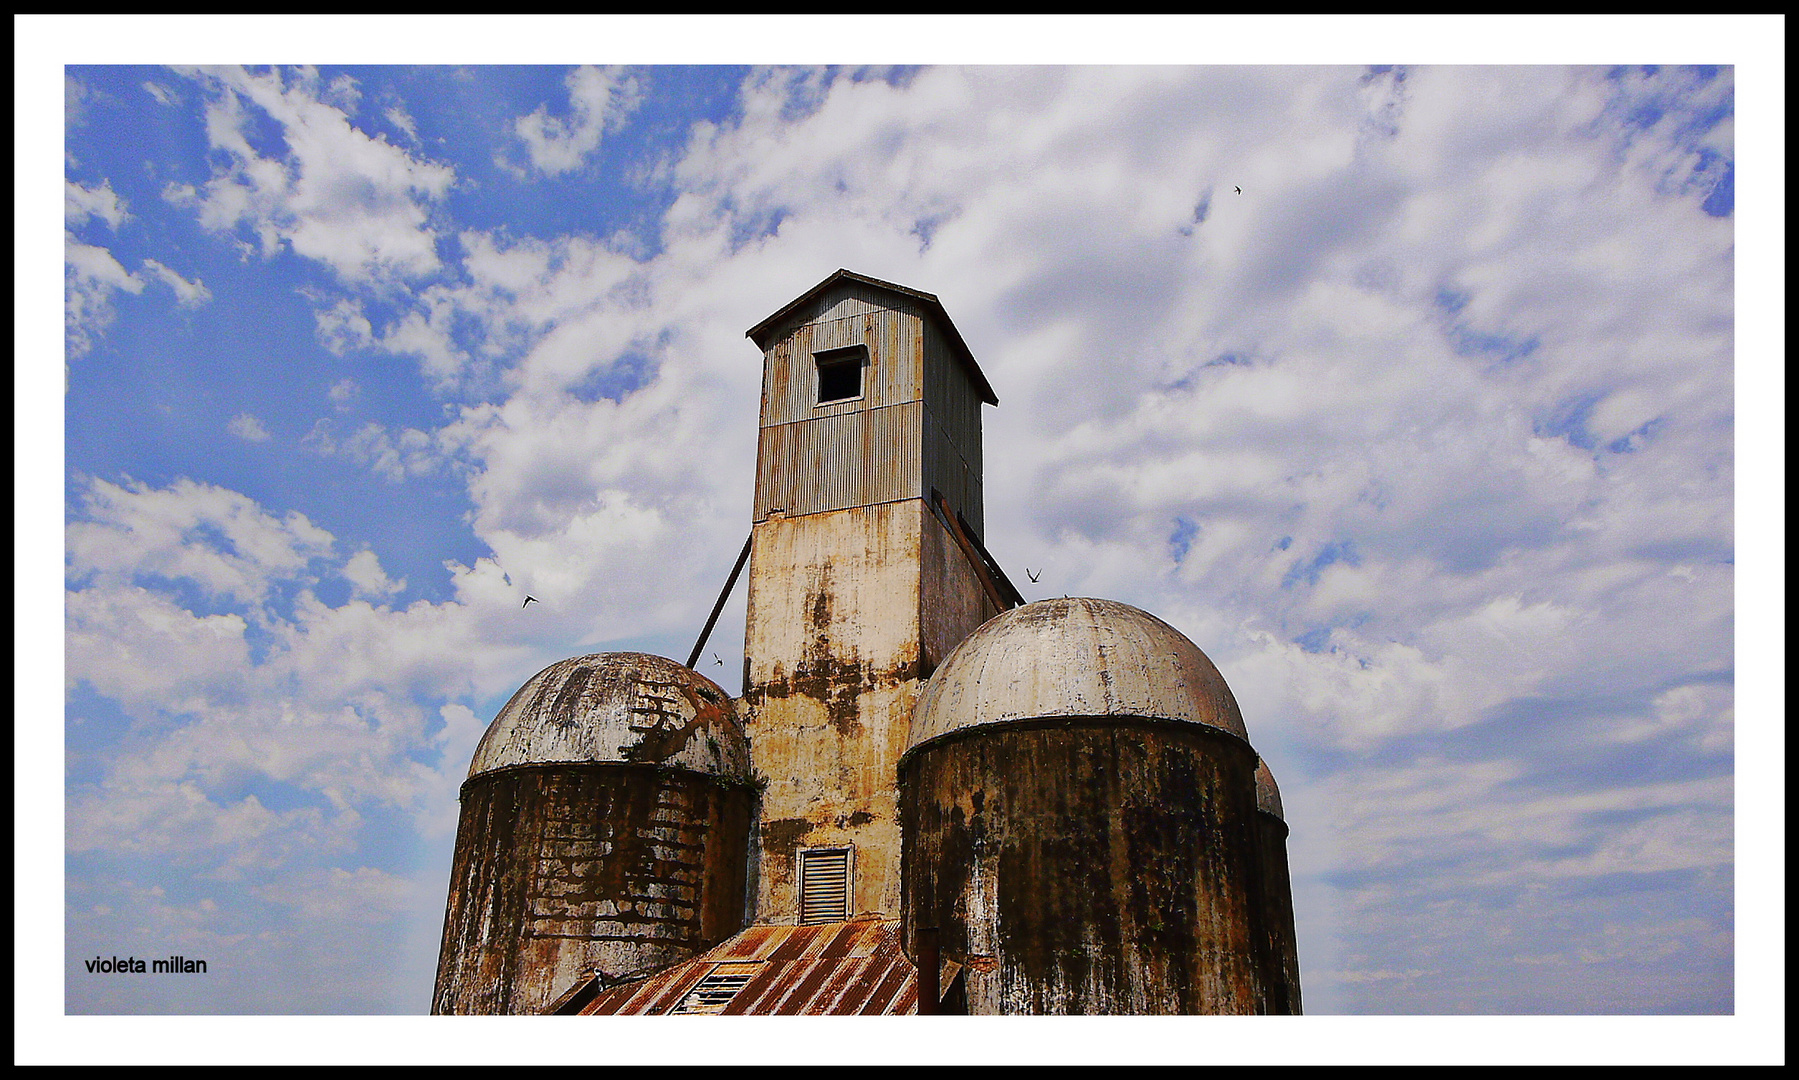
xmin=431 ymin=652 xmax=754 ymax=1015
xmin=898 ymin=597 xmax=1282 ymax=1014
xmin=1254 ymin=759 xmax=1304 ymax=1014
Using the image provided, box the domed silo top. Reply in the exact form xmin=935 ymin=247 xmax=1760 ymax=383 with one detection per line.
xmin=1255 ymin=758 xmax=1284 ymax=820
xmin=907 ymin=597 xmax=1248 ymax=755
xmin=469 ymin=652 xmax=750 ymax=781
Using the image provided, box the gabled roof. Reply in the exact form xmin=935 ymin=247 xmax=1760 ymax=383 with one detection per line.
xmin=548 ymin=918 xmax=955 ymax=1016
xmin=746 ymin=269 xmax=998 ymax=405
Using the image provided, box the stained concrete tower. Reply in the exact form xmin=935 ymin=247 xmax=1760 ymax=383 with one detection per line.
xmin=738 ymin=269 xmax=1016 ymax=926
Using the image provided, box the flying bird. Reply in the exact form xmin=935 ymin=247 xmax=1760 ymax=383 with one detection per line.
xmin=1234 ymin=186 xmax=1242 ymax=195
xmin=522 ymin=595 xmax=538 ymax=608
xmin=713 ymin=653 xmax=723 ymax=667
xmin=1026 ymin=568 xmax=1041 ymax=583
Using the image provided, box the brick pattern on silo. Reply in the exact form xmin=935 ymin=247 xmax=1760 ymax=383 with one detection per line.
xmin=431 ymin=764 xmax=751 ymax=1015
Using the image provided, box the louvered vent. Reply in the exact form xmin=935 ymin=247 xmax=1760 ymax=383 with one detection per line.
xmin=671 ymin=964 xmax=760 ymax=1014
xmin=797 ymin=846 xmax=852 ymax=925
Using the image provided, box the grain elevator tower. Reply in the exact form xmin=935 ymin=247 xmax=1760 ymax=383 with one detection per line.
xmin=435 ymin=269 xmax=1301 ymax=1016
xmin=739 ymin=269 xmax=1018 ymax=926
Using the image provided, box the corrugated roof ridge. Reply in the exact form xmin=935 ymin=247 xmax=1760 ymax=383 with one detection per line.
xmin=860 ymin=955 xmax=914 ymax=1015
xmin=805 ymin=939 xmax=893 ymax=1015
xmin=638 ymin=961 xmax=714 ymax=1015
xmin=765 ymin=922 xmax=824 ymax=963
xmin=817 ymin=918 xmax=871 ymax=960
xmin=717 ymin=956 xmax=788 ymax=1016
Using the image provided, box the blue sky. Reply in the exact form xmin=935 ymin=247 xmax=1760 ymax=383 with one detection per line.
xmin=23 ymin=15 xmax=1785 ymax=1066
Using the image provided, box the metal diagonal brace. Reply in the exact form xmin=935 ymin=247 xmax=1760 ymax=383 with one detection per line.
xmin=932 ymin=492 xmax=1022 ymax=612
xmin=957 ymin=507 xmax=1026 ymax=608
xmin=687 ymin=533 xmax=753 ymax=670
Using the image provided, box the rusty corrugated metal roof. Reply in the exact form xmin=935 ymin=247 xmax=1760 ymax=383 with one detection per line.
xmin=550 ymin=918 xmax=922 ymax=1015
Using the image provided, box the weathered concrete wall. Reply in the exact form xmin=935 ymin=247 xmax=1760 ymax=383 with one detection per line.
xmin=920 ymin=502 xmax=1001 ymax=681
xmin=432 ymin=764 xmax=752 ymax=1015
xmin=900 ymin=719 xmax=1274 ymax=1015
xmin=741 ymin=501 xmax=995 ymax=923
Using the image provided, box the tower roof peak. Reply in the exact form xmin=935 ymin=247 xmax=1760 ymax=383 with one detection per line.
xmin=746 ymin=268 xmax=997 ymax=405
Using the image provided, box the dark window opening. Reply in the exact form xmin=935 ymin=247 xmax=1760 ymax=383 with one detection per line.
xmin=815 ymin=346 xmax=866 ymax=404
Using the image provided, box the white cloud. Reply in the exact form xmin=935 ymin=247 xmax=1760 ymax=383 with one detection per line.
xmin=66 ymin=178 xmax=129 ymax=230
xmin=67 ymin=476 xmax=337 ymax=604
xmin=328 ymin=377 xmax=360 ymax=410
xmin=321 ymin=70 xmax=361 ymax=113
xmin=63 ymin=218 xmax=210 ymax=354
xmin=507 ymin=65 xmax=644 ymax=177
xmin=342 ymin=548 xmax=405 ymax=600
xmin=179 ymin=65 xmax=456 ymax=284
xmin=141 ymin=258 xmax=212 ymax=307
xmin=372 ymin=304 xmax=471 ymax=391
xmin=368 ymin=63 xmax=1731 ymax=772
xmin=251 ymin=866 xmax=415 ymax=923
xmin=64 ymin=237 xmax=143 ymax=356
xmin=66 ymin=779 xmax=342 ymax=869
xmin=302 ymin=420 xmax=444 ymax=483
xmin=143 ymin=80 xmax=180 ymax=107
xmin=312 ymin=297 xmax=374 ymax=355
xmin=226 ymin=412 xmax=271 ymax=442
xmin=62 ymin=475 xmax=549 ymax=946
xmin=54 ymin=63 xmax=1738 ymax=1019
xmin=65 ymin=583 xmax=252 ymax=714
xmin=384 ymin=103 xmax=418 ymax=144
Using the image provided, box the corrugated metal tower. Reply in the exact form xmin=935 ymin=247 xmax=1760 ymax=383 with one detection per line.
xmin=739 ymin=269 xmax=1015 ymax=926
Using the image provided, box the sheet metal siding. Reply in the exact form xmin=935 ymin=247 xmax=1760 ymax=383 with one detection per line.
xmin=760 ymin=279 xmax=934 ymax=348
xmin=752 ymin=401 xmax=983 ymax=531
xmin=751 ymin=279 xmax=986 ymax=530
xmin=753 ymin=401 xmax=923 ymax=520
xmin=759 ymin=306 xmax=925 ymax=429
xmin=922 ymin=404 xmax=984 ymax=538
xmin=922 ymin=314 xmax=984 ymax=491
